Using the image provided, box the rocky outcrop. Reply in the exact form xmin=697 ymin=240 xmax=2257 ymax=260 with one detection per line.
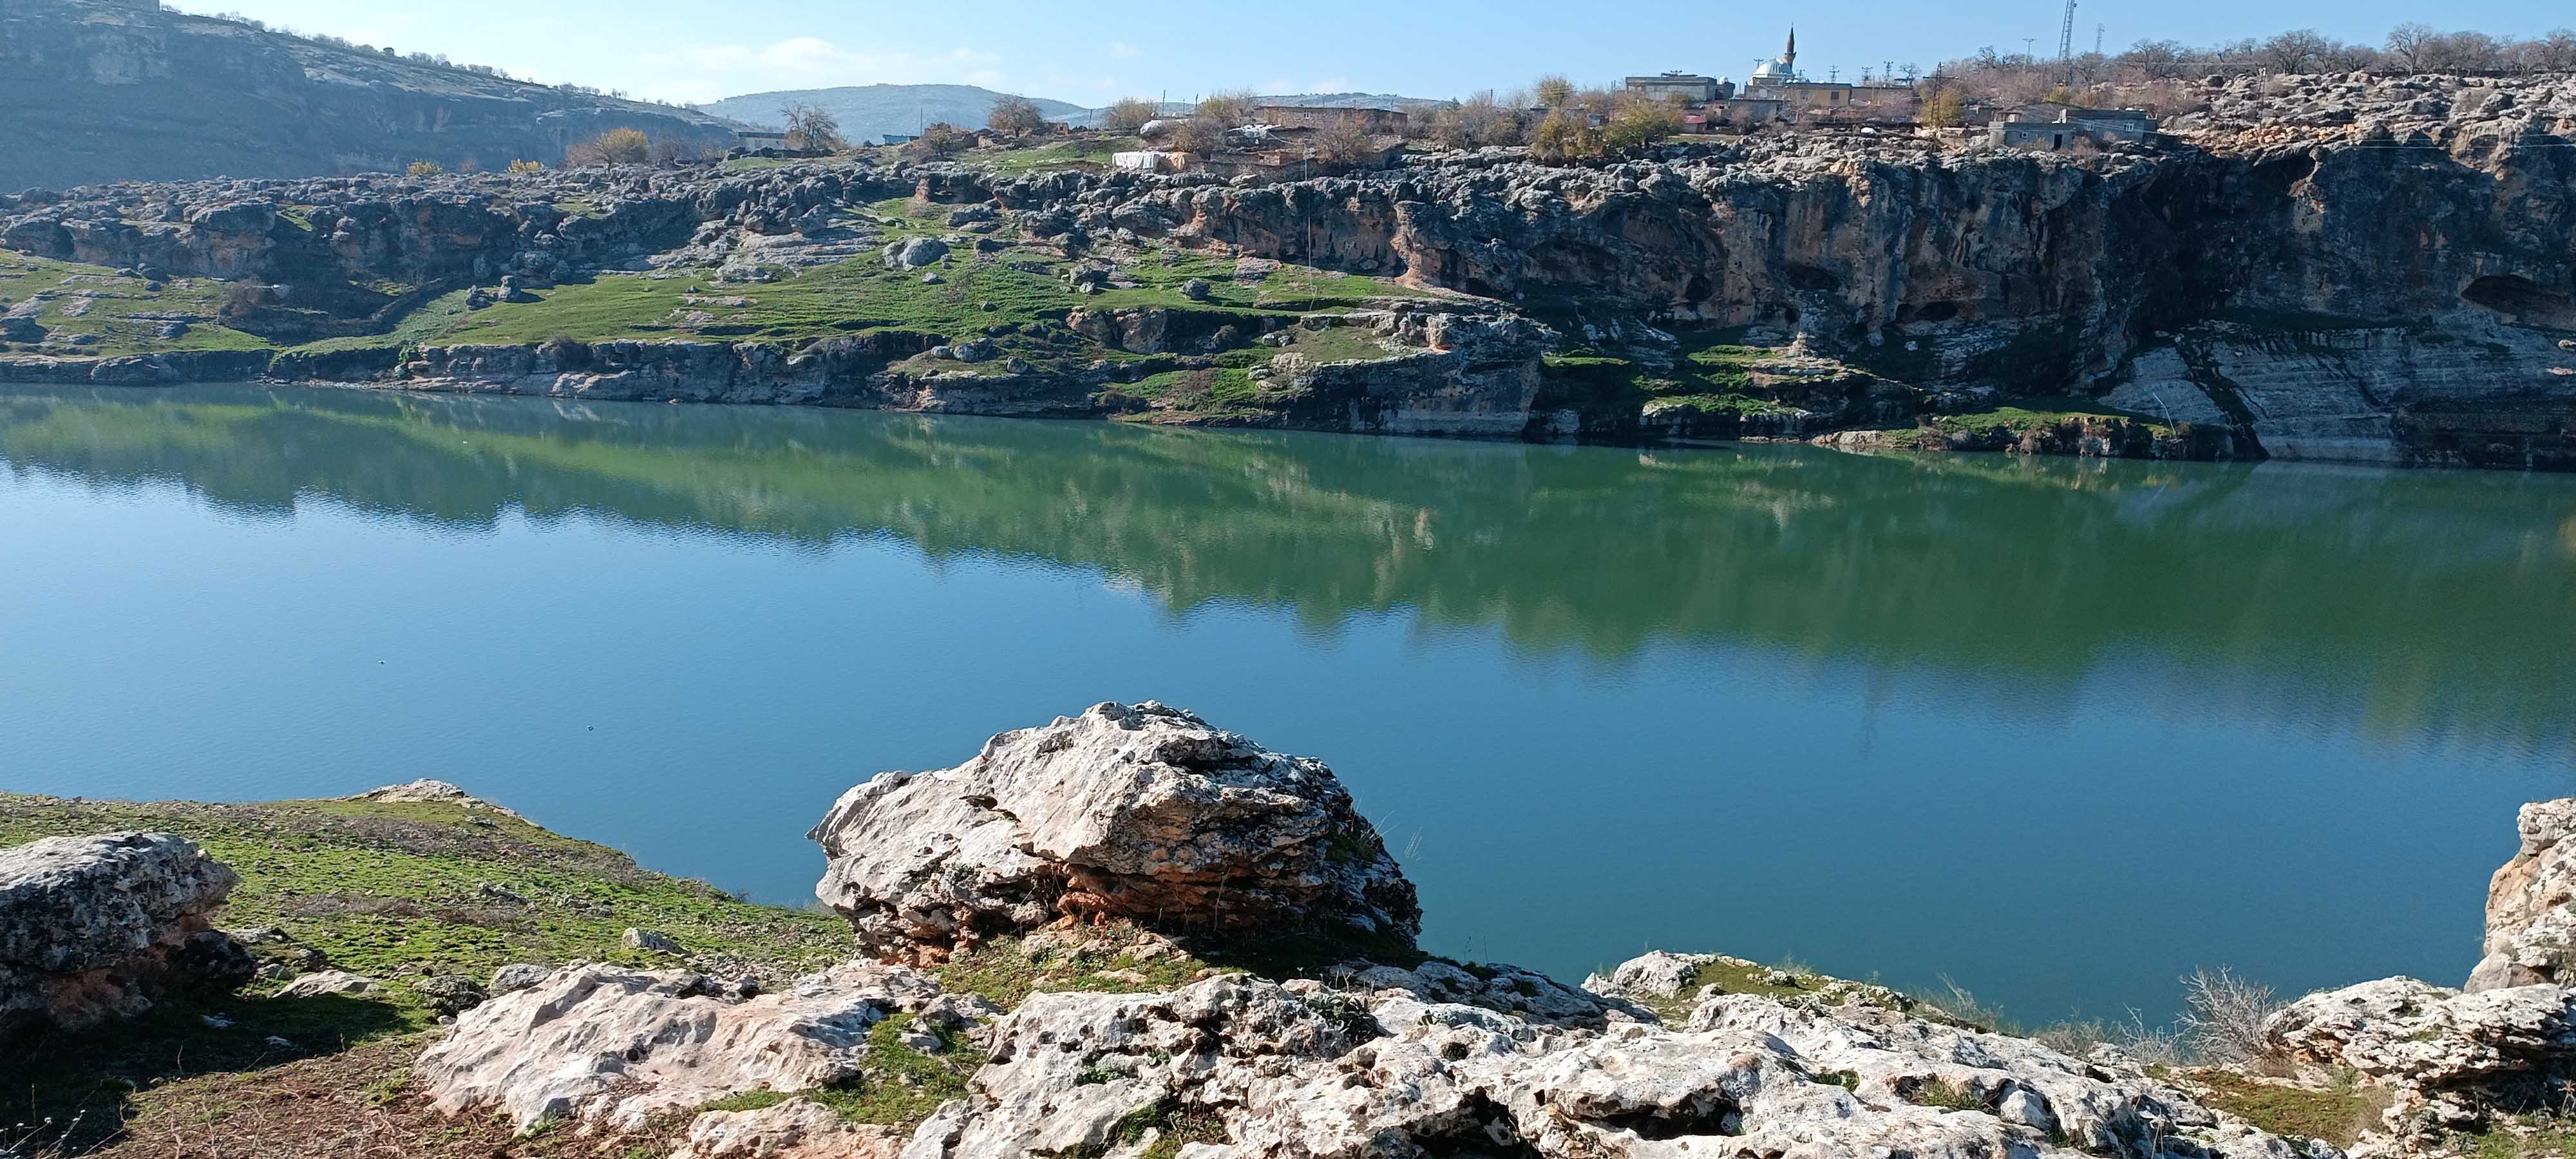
xmin=909 ymin=969 xmax=2322 ymax=1159
xmin=417 ymin=961 xmax=996 ymax=1131
xmin=810 ymin=701 xmax=1421 ymax=961
xmin=2260 ymin=795 xmax=2576 ymax=1143
xmin=0 ymin=0 xmax=741 ymax=190
xmin=2469 ymin=799 xmax=2576 ymax=991
xmin=8 ymin=71 xmax=2570 ymax=466
xmin=0 ymin=831 xmax=252 ymax=1033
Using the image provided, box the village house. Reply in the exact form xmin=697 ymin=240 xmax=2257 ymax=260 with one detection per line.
xmin=1988 ymin=104 xmax=2156 ymax=150
xmin=1624 ymin=73 xmax=1736 ymax=105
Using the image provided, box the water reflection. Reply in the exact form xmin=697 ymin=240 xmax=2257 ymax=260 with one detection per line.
xmin=7 ymin=382 xmax=2573 ymax=755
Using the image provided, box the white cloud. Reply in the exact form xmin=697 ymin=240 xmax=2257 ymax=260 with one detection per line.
xmin=1106 ymin=41 xmax=1139 ymax=59
xmin=1312 ymin=77 xmax=1352 ymax=93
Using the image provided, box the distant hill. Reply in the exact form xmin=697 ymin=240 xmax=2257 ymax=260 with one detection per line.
xmin=701 ymin=85 xmax=1455 ymax=142
xmin=701 ymin=86 xmax=1088 ymax=143
xmin=0 ymin=0 xmax=743 ymax=190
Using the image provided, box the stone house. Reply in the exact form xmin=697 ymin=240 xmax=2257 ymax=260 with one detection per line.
xmin=1624 ymin=73 xmax=1736 ymax=104
xmin=1988 ymin=106 xmax=2155 ymax=150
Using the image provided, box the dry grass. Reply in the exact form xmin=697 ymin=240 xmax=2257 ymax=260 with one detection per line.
xmin=76 ymin=1038 xmax=682 ymax=1159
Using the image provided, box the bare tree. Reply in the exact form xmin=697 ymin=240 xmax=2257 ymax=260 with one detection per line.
xmin=1100 ymin=97 xmax=1159 ymax=133
xmin=2174 ymin=967 xmax=2284 ymax=1068
xmin=987 ymin=94 xmax=1046 ymax=137
xmin=2385 ymin=23 xmax=2438 ymax=71
xmin=782 ymin=103 xmax=846 ymax=152
xmin=2260 ymin=29 xmax=2333 ymax=73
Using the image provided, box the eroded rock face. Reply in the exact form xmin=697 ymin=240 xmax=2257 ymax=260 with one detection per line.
xmin=809 ymin=701 xmax=1421 ymax=961
xmin=673 ymin=1099 xmax=905 ymax=1159
xmin=2468 ymin=798 xmax=2576 ymax=992
xmin=905 ymin=966 xmax=2325 ymax=1159
xmin=417 ymin=961 xmax=996 ymax=1131
xmin=2269 ymin=978 xmax=2576 ymax=1098
xmin=0 ymin=831 xmax=251 ymax=1033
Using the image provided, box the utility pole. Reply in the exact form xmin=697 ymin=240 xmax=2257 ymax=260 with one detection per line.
xmin=2021 ymin=37 xmax=2038 ymax=60
xmin=2094 ymin=23 xmax=2105 ymax=56
xmin=2058 ymin=0 xmax=2079 ymax=87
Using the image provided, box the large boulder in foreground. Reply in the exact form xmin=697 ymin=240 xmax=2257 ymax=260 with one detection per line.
xmin=2468 ymin=798 xmax=2576 ymax=992
xmin=809 ymin=701 xmax=1421 ymax=960
xmin=1 ymin=831 xmax=252 ymax=1033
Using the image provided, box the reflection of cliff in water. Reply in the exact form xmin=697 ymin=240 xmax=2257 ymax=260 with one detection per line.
xmin=7 ymin=382 xmax=2575 ymax=750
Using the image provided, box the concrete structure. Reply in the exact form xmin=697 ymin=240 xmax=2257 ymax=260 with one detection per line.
xmin=735 ymin=130 xmax=789 ymax=148
xmin=1624 ymin=73 xmax=1735 ymax=104
xmin=1988 ymin=106 xmax=2155 ymax=150
xmin=1252 ymin=106 xmax=1410 ymax=135
xmin=1741 ymin=29 xmax=1855 ymax=115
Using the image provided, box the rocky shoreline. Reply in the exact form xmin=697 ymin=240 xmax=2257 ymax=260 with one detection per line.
xmin=4 ymin=70 xmax=2572 ymax=468
xmin=13 ymin=702 xmax=2576 ymax=1157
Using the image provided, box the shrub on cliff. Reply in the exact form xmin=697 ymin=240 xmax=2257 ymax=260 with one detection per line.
xmin=405 ymin=160 xmax=444 ymax=177
xmin=1530 ymin=109 xmax=1603 ymax=160
xmin=1196 ymin=88 xmax=1261 ymax=126
xmin=569 ymin=127 xmax=651 ymax=167
xmin=1604 ymin=100 xmax=1683 ymax=153
xmin=1101 ymin=97 xmax=1159 ymax=133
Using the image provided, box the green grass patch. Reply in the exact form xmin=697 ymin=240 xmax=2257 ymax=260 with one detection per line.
xmin=1929 ymin=397 xmax=2173 ymax=438
xmin=2186 ymin=1069 xmax=2385 ymax=1147
xmin=1279 ymin=325 xmax=1397 ymax=364
xmin=0 ymin=254 xmax=271 ymax=357
xmin=0 ymin=793 xmax=849 ymax=989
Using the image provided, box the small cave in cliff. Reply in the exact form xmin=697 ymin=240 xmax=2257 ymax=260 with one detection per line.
xmin=2461 ymin=275 xmax=2576 ymax=328
xmin=1898 ymin=301 xmax=1966 ymax=325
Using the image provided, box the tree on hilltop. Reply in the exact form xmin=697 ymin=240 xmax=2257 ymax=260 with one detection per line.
xmin=988 ymin=95 xmax=1046 ymax=137
xmin=783 ymin=103 xmax=847 ymax=152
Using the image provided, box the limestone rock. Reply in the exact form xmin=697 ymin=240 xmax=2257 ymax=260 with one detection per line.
xmin=673 ymin=1098 xmax=905 ymax=1158
xmin=417 ymin=961 xmax=993 ymax=1131
xmin=905 ymin=972 xmax=2324 ymax=1159
xmin=347 ymin=779 xmax=521 ymax=818
xmin=0 ymin=832 xmax=249 ymax=1032
xmin=624 ymin=927 xmax=685 ymax=955
xmin=882 ymin=237 xmax=948 ymax=270
xmin=2266 ymin=976 xmax=2576 ymax=1100
xmin=488 ymin=962 xmax=553 ymax=995
xmin=275 ymin=969 xmax=382 ymax=998
xmin=1582 ymin=950 xmax=1723 ymax=1003
xmin=808 ymin=701 xmax=1421 ymax=960
xmin=2468 ymin=798 xmax=2576 ymax=991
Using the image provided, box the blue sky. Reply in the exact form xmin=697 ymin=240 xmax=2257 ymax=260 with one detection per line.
xmin=175 ymin=0 xmax=2570 ymax=106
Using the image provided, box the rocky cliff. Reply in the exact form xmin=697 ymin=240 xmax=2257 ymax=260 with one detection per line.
xmin=2 ymin=68 xmax=2571 ymax=467
xmin=0 ymin=0 xmax=741 ymax=189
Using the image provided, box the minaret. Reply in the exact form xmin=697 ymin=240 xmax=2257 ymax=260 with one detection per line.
xmin=1785 ymin=28 xmax=1797 ymax=77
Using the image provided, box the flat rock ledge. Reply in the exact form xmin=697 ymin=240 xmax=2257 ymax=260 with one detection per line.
xmin=0 ymin=831 xmax=252 ymax=1033
xmin=808 ymin=701 xmax=1421 ymax=961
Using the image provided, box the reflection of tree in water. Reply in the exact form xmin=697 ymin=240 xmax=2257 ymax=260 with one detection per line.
xmin=6 ymin=382 xmax=2575 ymax=752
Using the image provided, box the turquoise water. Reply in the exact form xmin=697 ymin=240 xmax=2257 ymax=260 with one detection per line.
xmin=5 ymin=382 xmax=2574 ymax=1024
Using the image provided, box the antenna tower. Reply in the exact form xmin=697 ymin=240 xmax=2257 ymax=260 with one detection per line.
xmin=2058 ymin=0 xmax=2079 ymax=85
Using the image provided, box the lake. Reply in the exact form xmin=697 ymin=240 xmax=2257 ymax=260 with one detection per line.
xmin=5 ymin=381 xmax=2573 ymax=1026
